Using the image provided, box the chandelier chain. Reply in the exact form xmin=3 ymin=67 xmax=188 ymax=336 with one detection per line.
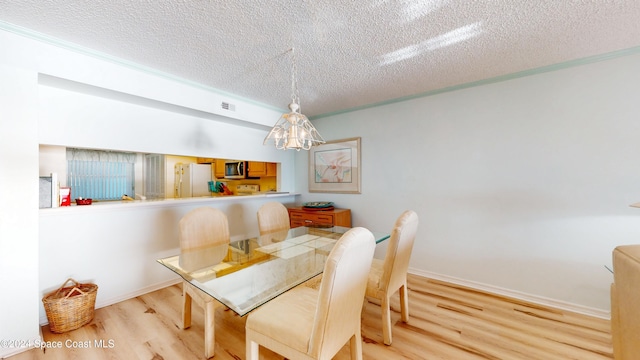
xmin=290 ymin=47 xmax=300 ymax=108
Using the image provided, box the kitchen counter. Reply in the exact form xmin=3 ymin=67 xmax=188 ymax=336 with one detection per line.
xmin=39 ymin=192 xmax=299 ymax=214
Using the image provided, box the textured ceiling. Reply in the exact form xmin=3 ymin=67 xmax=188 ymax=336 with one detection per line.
xmin=1 ymin=1 xmax=640 ymax=118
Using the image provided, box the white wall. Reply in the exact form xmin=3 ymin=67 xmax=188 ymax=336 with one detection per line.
xmin=0 ymin=65 xmax=40 ymax=356
xmin=299 ymin=52 xmax=640 ymax=316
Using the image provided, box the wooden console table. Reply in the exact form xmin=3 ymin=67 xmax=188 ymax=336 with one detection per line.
xmin=287 ymin=206 xmax=351 ymax=228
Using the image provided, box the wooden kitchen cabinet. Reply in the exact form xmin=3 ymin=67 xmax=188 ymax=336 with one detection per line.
xmin=287 ymin=207 xmax=351 ymax=228
xmin=248 ymin=161 xmax=276 ymax=177
xmin=214 ymin=159 xmax=225 ymax=178
xmin=197 ymin=157 xmax=214 ymax=164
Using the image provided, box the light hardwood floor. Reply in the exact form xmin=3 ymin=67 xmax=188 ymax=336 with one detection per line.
xmin=7 ymin=274 xmax=612 ymax=359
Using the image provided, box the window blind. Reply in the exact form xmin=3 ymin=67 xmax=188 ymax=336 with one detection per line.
xmin=144 ymin=153 xmax=165 ymax=199
xmin=67 ymin=148 xmax=135 ymax=201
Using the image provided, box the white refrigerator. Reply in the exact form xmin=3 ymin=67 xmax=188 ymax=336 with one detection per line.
xmin=174 ymin=163 xmax=212 ymax=198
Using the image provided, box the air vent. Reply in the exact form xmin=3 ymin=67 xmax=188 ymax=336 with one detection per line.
xmin=221 ymin=102 xmax=236 ymax=111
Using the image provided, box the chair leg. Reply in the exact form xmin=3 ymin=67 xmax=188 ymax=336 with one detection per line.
xmin=204 ymin=300 xmax=215 ymax=359
xmin=381 ymin=296 xmax=392 ymax=345
xmin=183 ymin=286 xmax=192 ymax=329
xmin=399 ymin=282 xmax=409 ymax=323
xmin=246 ymin=337 xmax=259 ymax=360
xmin=350 ymin=331 xmax=363 ymax=360
xmin=184 ymin=282 xmax=217 ymax=358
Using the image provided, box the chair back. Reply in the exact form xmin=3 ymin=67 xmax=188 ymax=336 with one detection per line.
xmin=257 ymin=202 xmax=290 ymax=235
xmin=308 ymin=227 xmax=375 ymax=358
xmin=379 ymin=210 xmax=419 ymax=293
xmin=179 ymin=207 xmax=230 ymax=266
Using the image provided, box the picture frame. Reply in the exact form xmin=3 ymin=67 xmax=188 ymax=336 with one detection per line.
xmin=309 ymin=137 xmax=361 ymax=193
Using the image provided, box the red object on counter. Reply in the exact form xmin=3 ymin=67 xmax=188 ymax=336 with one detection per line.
xmin=221 ymin=183 xmax=233 ymax=195
xmin=59 ymin=187 xmax=71 ymax=206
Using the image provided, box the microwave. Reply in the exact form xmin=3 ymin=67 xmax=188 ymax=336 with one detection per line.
xmin=224 ymin=160 xmax=247 ymax=179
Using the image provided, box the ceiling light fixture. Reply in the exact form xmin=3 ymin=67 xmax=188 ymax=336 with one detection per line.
xmin=263 ymin=47 xmax=325 ymax=151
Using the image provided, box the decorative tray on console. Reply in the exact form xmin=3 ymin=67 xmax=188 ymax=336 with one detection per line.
xmin=302 ymin=201 xmax=335 ymax=211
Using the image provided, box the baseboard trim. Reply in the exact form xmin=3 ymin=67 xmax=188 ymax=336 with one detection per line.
xmin=409 ymin=268 xmax=611 ymax=320
xmin=39 ymin=278 xmax=182 ymax=325
xmin=35 ymin=270 xmax=609 ymax=326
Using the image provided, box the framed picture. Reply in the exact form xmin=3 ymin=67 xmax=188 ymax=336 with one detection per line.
xmin=309 ymin=137 xmax=361 ymax=193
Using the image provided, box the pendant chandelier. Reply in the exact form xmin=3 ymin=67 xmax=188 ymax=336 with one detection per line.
xmin=263 ymin=48 xmax=325 ymax=151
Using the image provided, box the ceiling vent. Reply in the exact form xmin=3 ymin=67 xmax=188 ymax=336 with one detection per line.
xmin=221 ymin=102 xmax=236 ymax=111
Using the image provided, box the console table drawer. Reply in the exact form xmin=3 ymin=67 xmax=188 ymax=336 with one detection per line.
xmin=287 ymin=207 xmax=351 ymax=228
xmin=290 ymin=212 xmax=334 ymax=226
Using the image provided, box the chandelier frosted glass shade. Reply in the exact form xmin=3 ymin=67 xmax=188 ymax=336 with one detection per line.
xmin=263 ymin=101 xmax=325 ymax=151
xmin=264 ymin=47 xmax=325 ymax=151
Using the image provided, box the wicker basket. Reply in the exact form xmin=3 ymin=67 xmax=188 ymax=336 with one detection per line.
xmin=42 ymin=278 xmax=98 ymax=333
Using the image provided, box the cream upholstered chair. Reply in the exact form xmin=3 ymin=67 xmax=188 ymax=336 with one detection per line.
xmin=366 ymin=210 xmax=418 ymax=345
xmin=245 ymin=227 xmax=375 ymax=360
xmin=257 ymin=201 xmax=290 ymax=235
xmin=179 ymin=207 xmax=230 ymax=359
xmin=611 ymin=245 xmax=640 ymax=359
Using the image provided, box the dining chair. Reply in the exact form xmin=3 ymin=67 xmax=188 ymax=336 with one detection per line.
xmin=257 ymin=201 xmax=290 ymax=235
xmin=366 ymin=210 xmax=419 ymax=345
xmin=179 ymin=206 xmax=230 ymax=359
xmin=245 ymin=227 xmax=375 ymax=360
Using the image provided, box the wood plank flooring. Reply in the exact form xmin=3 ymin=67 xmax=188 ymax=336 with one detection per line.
xmin=6 ymin=274 xmax=612 ymax=359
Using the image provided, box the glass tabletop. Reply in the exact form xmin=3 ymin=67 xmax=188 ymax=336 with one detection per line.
xmin=157 ymin=226 xmax=390 ymax=316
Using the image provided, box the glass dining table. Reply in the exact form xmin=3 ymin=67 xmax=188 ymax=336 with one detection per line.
xmin=157 ymin=225 xmax=390 ymax=317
